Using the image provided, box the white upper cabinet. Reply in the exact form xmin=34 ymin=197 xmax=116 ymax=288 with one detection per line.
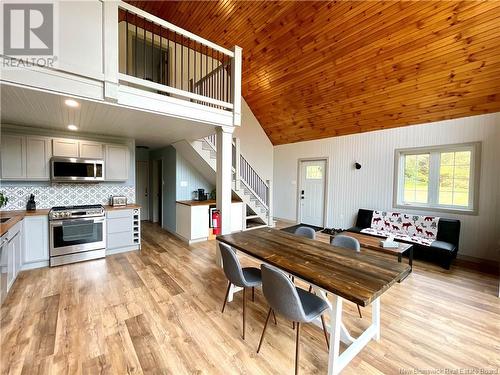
xmin=52 ymin=138 xmax=79 ymax=157
xmin=1 ymin=132 xmax=129 ymax=181
xmin=26 ymin=137 xmax=52 ymax=180
xmin=79 ymin=141 xmax=104 ymax=159
xmin=1 ymin=135 xmax=51 ymax=180
xmin=105 ymin=144 xmax=129 ymax=181
xmin=0 ymin=134 xmax=26 ymax=179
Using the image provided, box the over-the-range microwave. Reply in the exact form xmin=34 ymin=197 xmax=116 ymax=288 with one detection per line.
xmin=51 ymin=157 xmax=104 ymax=182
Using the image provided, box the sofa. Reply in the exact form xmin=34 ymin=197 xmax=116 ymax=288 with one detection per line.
xmin=347 ymin=209 xmax=461 ymax=269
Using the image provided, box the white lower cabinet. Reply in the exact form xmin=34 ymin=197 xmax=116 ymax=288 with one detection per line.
xmin=106 ymin=209 xmax=140 ymax=254
xmin=1 ymin=221 xmax=23 ymax=301
xmin=22 ymin=216 xmax=49 ymax=269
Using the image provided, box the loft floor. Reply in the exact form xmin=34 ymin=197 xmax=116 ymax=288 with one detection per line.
xmin=1 ymin=222 xmax=498 ymax=374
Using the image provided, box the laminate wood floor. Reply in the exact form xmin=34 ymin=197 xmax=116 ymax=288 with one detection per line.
xmin=1 ymin=222 xmax=499 ymax=374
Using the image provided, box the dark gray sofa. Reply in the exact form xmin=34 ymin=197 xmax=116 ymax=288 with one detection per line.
xmin=347 ymin=209 xmax=461 ymax=269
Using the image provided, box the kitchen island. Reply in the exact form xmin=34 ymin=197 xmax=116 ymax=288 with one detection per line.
xmin=176 ymin=200 xmax=244 ymax=244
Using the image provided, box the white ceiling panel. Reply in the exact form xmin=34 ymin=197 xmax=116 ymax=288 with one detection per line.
xmin=0 ymin=83 xmax=216 ymax=149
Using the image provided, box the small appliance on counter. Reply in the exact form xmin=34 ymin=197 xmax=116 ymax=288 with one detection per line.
xmin=109 ymin=195 xmax=127 ymax=206
xmin=26 ymin=194 xmax=36 ymax=211
xmin=194 ymin=189 xmax=208 ymax=201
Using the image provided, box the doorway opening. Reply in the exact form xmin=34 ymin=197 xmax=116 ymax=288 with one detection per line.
xmin=136 ymin=160 xmax=150 ymax=221
xmin=152 ymin=159 xmax=163 ymax=226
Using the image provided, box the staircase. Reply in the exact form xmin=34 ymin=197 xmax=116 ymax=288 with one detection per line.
xmin=173 ymin=135 xmax=273 ymax=230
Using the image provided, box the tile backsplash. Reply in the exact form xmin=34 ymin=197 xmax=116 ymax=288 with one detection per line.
xmin=0 ymin=184 xmax=135 ymax=210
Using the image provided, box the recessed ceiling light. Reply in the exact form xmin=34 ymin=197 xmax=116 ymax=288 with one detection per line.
xmin=67 ymin=124 xmax=78 ymax=131
xmin=65 ymin=99 xmax=79 ymax=108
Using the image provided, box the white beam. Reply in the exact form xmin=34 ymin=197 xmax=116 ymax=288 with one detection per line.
xmin=231 ymin=46 xmax=242 ymax=126
xmin=216 ymin=126 xmax=235 ymax=235
xmin=103 ymin=0 xmax=119 ymax=101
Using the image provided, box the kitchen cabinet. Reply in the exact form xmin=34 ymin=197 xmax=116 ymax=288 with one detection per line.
xmin=1 ymin=135 xmax=51 ymax=180
xmin=0 ymin=234 xmax=9 ymax=305
xmin=26 ymin=137 xmax=52 ymax=179
xmin=105 ymin=144 xmax=129 ymax=181
xmin=0 ymin=134 xmax=26 ymax=179
xmin=1 ymin=131 xmax=129 ymax=181
xmin=176 ymin=204 xmax=210 ymax=243
xmin=79 ymin=141 xmax=104 ymax=159
xmin=5 ymin=222 xmax=22 ymax=292
xmin=106 ymin=209 xmax=139 ymax=254
xmin=52 ymin=138 xmax=79 ymax=157
xmin=22 ymin=216 xmax=49 ymax=268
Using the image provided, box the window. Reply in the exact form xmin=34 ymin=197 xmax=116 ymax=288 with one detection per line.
xmin=306 ymin=165 xmax=323 ymax=179
xmin=394 ymin=143 xmax=480 ymax=214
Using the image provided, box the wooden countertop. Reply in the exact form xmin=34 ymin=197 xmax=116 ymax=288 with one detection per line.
xmin=0 ymin=209 xmax=50 ymax=237
xmin=104 ymin=204 xmax=141 ymax=211
xmin=176 ymin=199 xmax=242 ymax=206
xmin=0 ymin=205 xmax=140 ymax=236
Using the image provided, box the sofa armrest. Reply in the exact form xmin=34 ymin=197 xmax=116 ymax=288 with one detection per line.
xmin=355 ymin=209 xmax=374 ymax=229
xmin=436 ymin=219 xmax=461 ymax=249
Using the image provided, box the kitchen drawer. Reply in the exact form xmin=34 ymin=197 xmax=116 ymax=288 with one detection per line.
xmin=107 ymin=209 xmax=133 ymax=219
xmin=107 ymin=217 xmax=133 ymax=234
xmin=107 ymin=232 xmax=134 ymax=250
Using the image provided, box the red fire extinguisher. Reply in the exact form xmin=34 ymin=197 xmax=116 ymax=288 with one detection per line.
xmin=212 ymin=210 xmax=221 ymax=235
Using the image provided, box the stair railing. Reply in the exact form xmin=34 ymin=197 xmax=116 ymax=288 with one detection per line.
xmin=202 ymin=134 xmax=272 ymax=225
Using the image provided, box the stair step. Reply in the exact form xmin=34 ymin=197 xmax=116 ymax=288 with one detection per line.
xmin=245 ymin=215 xmax=259 ymax=220
xmin=243 ymin=224 xmax=268 ymax=231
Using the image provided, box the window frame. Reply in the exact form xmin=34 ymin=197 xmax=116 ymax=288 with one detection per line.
xmin=393 ymin=142 xmax=481 ymax=215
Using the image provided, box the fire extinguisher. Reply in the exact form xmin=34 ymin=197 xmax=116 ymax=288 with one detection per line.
xmin=212 ymin=210 xmax=221 ymax=235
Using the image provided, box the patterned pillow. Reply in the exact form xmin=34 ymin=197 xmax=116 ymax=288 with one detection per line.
xmin=361 ymin=210 xmax=440 ymax=246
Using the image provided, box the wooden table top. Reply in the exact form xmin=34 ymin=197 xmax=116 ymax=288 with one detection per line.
xmin=342 ymin=232 xmax=413 ymax=255
xmin=217 ymin=228 xmax=410 ymax=307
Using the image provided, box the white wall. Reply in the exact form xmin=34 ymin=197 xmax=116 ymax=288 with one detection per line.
xmin=273 ymin=112 xmax=500 ymax=261
xmin=233 ymin=98 xmax=274 ymax=181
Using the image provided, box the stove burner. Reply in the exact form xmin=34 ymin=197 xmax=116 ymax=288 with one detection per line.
xmin=49 ymin=204 xmax=105 ymax=220
xmin=51 ymin=204 xmax=104 ymax=211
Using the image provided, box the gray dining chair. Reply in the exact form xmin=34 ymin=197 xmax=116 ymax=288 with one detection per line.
xmin=257 ymin=264 xmax=330 ymax=375
xmin=330 ymin=234 xmax=360 ymax=252
xmin=219 ymin=242 xmax=276 ymax=340
xmin=294 ymin=226 xmax=316 ymax=240
xmin=330 ymin=234 xmax=363 ymax=318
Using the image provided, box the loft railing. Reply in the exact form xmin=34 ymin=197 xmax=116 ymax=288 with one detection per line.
xmin=117 ymin=2 xmax=239 ymax=113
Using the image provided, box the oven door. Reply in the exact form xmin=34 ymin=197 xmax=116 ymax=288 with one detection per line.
xmin=50 ymin=217 xmax=106 ymax=256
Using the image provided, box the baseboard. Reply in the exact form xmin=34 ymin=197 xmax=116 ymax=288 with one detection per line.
xmin=455 ymin=254 xmax=499 ymax=275
xmin=21 ymin=260 xmax=49 ymax=270
xmin=273 ymin=217 xmax=297 ymax=225
xmin=106 ymin=245 xmax=140 ymax=256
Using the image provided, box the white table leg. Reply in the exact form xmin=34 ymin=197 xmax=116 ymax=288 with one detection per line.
xmin=328 ymin=294 xmax=342 ymax=375
xmin=313 ymin=284 xmax=381 ymax=374
xmin=227 ymin=284 xmax=243 ymax=302
xmin=313 ymin=286 xmax=355 ymax=346
xmin=372 ymin=296 xmax=380 ymax=341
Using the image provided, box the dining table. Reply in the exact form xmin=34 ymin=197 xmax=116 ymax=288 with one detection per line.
xmin=216 ymin=227 xmax=410 ymax=375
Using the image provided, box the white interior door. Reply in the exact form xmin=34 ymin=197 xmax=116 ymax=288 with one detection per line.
xmin=299 ymin=159 xmax=326 ymax=227
xmin=136 ymin=161 xmax=149 ymax=220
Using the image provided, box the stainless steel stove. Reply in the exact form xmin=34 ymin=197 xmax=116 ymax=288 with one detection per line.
xmin=49 ymin=204 xmax=106 ymax=266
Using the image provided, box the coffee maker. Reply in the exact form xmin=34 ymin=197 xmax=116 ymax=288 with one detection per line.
xmin=196 ymin=188 xmax=208 ymax=201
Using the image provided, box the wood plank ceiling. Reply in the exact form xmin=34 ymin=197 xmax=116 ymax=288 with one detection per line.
xmin=128 ymin=1 xmax=500 ymax=145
